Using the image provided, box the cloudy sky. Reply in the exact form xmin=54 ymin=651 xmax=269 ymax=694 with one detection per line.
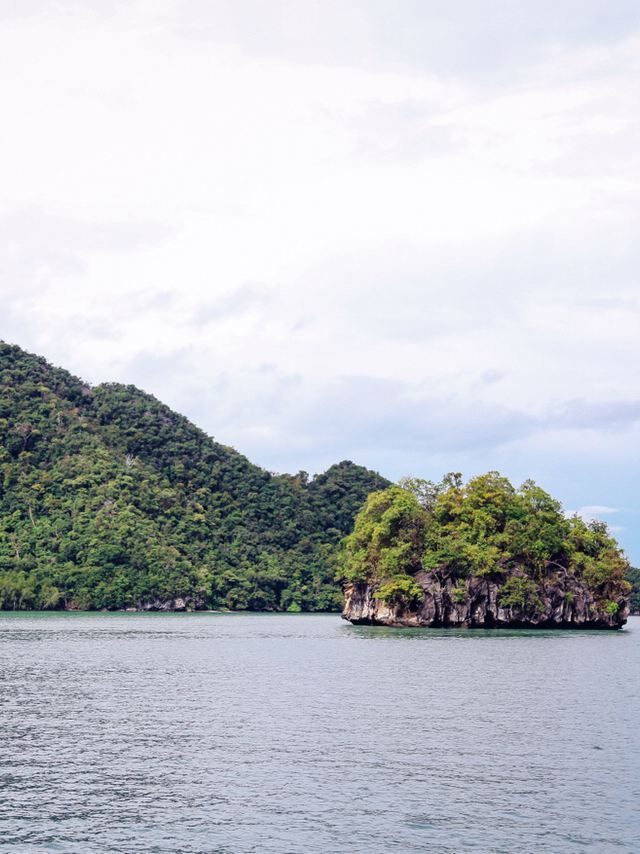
xmin=1 ymin=0 xmax=639 ymax=561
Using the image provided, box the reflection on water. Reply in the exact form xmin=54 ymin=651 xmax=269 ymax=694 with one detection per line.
xmin=0 ymin=612 xmax=638 ymax=853
xmin=345 ymin=622 xmax=631 ymax=640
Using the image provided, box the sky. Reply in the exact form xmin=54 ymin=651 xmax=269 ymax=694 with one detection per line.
xmin=1 ymin=1 xmax=639 ymax=562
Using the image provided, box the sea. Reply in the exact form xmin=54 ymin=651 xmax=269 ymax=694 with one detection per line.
xmin=1 ymin=612 xmax=638 ymax=853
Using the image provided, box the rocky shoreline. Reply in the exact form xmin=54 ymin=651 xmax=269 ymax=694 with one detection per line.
xmin=342 ymin=569 xmax=629 ymax=630
xmin=58 ymin=596 xmax=205 ymax=613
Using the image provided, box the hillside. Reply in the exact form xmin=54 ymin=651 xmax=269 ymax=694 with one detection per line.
xmin=341 ymin=476 xmax=631 ymax=628
xmin=0 ymin=342 xmax=389 ymax=611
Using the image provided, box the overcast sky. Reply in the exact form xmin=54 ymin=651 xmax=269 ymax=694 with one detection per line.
xmin=1 ymin=0 xmax=639 ymax=561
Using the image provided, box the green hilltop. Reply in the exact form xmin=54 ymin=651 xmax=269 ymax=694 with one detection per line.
xmin=0 ymin=342 xmax=389 ymax=611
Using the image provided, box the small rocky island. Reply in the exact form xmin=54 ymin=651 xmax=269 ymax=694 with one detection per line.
xmin=341 ymin=474 xmax=630 ymax=629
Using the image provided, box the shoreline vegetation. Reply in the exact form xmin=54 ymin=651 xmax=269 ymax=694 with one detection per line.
xmin=0 ymin=342 xmax=636 ymax=625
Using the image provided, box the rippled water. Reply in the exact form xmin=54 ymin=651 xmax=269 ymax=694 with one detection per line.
xmin=0 ymin=613 xmax=638 ymax=853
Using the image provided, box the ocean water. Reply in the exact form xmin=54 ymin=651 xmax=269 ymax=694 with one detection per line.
xmin=0 ymin=613 xmax=638 ymax=854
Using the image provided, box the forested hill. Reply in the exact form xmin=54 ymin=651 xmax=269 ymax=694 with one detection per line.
xmin=0 ymin=342 xmax=389 ymax=611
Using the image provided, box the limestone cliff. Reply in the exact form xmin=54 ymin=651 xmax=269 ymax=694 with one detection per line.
xmin=343 ymin=568 xmax=629 ymax=629
xmin=340 ymin=477 xmax=631 ymax=631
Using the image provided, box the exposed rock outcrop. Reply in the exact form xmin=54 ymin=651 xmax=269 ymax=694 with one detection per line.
xmin=343 ymin=568 xmax=628 ymax=629
xmin=134 ymin=596 xmax=203 ymax=612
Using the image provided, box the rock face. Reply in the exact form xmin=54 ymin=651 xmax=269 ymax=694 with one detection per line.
xmin=343 ymin=569 xmax=629 ymax=629
xmin=134 ymin=596 xmax=203 ymax=612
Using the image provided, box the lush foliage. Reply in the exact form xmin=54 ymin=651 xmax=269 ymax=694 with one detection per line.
xmin=0 ymin=343 xmax=389 ymax=610
xmin=373 ymin=576 xmax=424 ymax=609
xmin=342 ymin=472 xmax=631 ymax=612
xmin=342 ymin=486 xmax=426 ymax=582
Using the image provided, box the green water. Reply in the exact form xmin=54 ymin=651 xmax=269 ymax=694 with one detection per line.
xmin=0 ymin=612 xmax=638 ymax=853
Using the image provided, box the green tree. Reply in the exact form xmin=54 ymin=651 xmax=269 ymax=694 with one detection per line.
xmin=341 ymin=473 xmax=631 ymax=614
xmin=0 ymin=342 xmax=390 ymax=611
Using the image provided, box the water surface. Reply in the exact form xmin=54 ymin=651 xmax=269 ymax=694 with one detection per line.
xmin=1 ymin=612 xmax=638 ymax=853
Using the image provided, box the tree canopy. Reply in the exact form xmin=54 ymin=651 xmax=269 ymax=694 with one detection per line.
xmin=342 ymin=473 xmax=631 ymax=612
xmin=0 ymin=342 xmax=389 ymax=611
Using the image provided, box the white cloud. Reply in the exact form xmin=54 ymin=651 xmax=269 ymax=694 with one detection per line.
xmin=0 ymin=2 xmax=638 ymax=559
xmin=572 ymin=505 xmax=620 ymax=519
xmin=568 ymin=506 xmax=627 ymax=538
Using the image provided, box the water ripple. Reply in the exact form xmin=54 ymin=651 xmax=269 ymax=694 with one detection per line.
xmin=0 ymin=613 xmax=638 ymax=853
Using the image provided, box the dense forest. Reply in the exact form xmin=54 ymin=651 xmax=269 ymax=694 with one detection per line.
xmin=341 ymin=475 xmax=632 ymax=624
xmin=0 ymin=343 xmax=389 ymax=611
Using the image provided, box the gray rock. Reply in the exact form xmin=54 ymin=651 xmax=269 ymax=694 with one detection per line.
xmin=342 ymin=568 xmax=628 ymax=629
xmin=134 ymin=595 xmax=203 ymax=612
